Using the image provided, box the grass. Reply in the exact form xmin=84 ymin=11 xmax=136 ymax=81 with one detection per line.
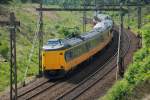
xmin=0 ymin=62 xmax=10 ymax=91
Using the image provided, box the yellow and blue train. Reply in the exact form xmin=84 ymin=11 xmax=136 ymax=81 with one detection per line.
xmin=42 ymin=14 xmax=114 ymax=77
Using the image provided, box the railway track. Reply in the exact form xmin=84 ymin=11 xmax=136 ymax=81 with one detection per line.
xmin=0 ymin=27 xmax=137 ymax=100
xmin=56 ymin=56 xmax=118 ymax=100
xmin=21 ymin=29 xmax=121 ymax=100
xmin=14 ymin=30 xmax=118 ymax=100
xmin=18 ymin=79 xmax=61 ymax=99
xmin=22 ymin=28 xmax=127 ymax=100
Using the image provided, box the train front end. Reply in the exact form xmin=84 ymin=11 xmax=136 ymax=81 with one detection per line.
xmin=42 ymin=39 xmax=67 ymax=76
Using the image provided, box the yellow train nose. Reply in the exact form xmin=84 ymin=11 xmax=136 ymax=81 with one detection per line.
xmin=42 ymin=50 xmax=66 ymax=70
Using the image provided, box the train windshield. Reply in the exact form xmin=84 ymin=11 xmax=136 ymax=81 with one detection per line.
xmin=47 ymin=41 xmax=60 ymax=45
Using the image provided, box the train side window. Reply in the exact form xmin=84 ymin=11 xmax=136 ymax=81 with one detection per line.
xmin=78 ymin=45 xmax=82 ymax=56
xmin=79 ymin=43 xmax=84 ymax=53
xmin=76 ymin=46 xmax=80 ymax=57
xmin=72 ymin=47 xmax=76 ymax=58
xmin=85 ymin=42 xmax=89 ymax=51
xmin=81 ymin=43 xmax=86 ymax=54
xmin=91 ymin=38 xmax=97 ymax=49
xmin=80 ymin=44 xmax=85 ymax=55
xmin=75 ymin=43 xmax=86 ymax=57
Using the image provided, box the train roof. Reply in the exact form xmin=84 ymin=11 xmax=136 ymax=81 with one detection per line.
xmin=43 ymin=14 xmax=113 ymax=51
xmin=97 ymin=14 xmax=111 ymax=21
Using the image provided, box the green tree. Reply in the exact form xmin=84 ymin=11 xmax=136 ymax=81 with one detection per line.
xmin=0 ymin=0 xmax=12 ymax=4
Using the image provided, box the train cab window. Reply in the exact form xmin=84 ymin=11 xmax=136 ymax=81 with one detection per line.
xmin=47 ymin=39 xmax=63 ymax=46
xmin=47 ymin=40 xmax=59 ymax=45
xmin=65 ymin=50 xmax=73 ymax=61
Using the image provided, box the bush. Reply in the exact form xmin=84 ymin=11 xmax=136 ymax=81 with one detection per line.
xmin=58 ymin=26 xmax=80 ymax=37
xmin=125 ymin=54 xmax=150 ymax=86
xmin=103 ymin=48 xmax=150 ymax=100
xmin=102 ymin=80 xmax=131 ymax=100
xmin=142 ymin=30 xmax=150 ymax=48
xmin=133 ymin=48 xmax=149 ymax=62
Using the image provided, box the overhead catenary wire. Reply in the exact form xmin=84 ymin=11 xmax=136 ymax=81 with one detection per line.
xmin=22 ymin=14 xmax=41 ymax=85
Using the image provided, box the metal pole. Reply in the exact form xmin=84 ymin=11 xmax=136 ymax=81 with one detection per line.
xmin=116 ymin=3 xmax=124 ymax=80
xmin=137 ymin=0 xmax=142 ymax=48
xmin=137 ymin=0 xmax=142 ymax=29
xmin=95 ymin=0 xmax=98 ymax=16
xmin=83 ymin=0 xmax=86 ymax=32
xmin=127 ymin=0 xmax=130 ymax=29
xmin=119 ymin=3 xmax=124 ymax=78
xmin=10 ymin=12 xmax=17 ymax=100
xmin=38 ymin=2 xmax=43 ymax=76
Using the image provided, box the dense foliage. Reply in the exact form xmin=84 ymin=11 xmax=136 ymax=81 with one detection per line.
xmin=102 ymin=15 xmax=150 ymax=100
xmin=57 ymin=26 xmax=80 ymax=37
